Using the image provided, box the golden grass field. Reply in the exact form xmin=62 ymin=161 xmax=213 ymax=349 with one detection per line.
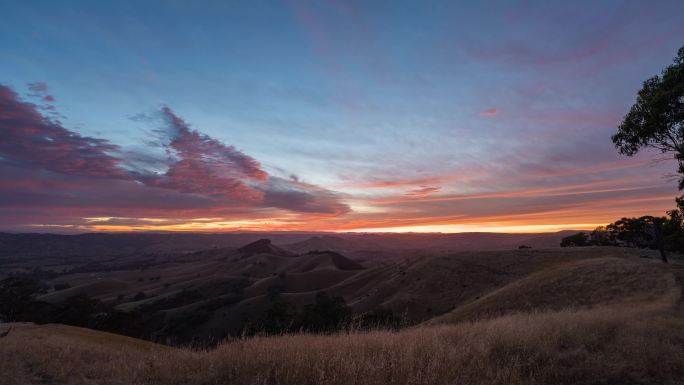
xmin=2 ymin=247 xmax=684 ymax=385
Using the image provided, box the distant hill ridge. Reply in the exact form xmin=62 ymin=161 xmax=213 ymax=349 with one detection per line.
xmin=237 ymin=239 xmax=292 ymax=257
xmin=303 ymin=250 xmax=365 ymax=271
xmin=0 ymin=230 xmax=585 ymax=258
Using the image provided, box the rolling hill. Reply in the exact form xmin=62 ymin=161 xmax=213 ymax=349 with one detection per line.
xmin=3 ymin=235 xmax=680 ymax=342
xmin=2 ymin=246 xmax=683 ymax=385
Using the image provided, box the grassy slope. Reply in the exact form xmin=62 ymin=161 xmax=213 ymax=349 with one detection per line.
xmin=330 ymin=247 xmax=669 ymax=322
xmin=429 ymin=256 xmax=677 ymax=324
xmin=3 ymin=247 xmax=684 ymax=385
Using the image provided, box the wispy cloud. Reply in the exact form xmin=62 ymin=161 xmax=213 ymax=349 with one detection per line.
xmin=137 ymin=105 xmax=267 ymax=202
xmin=0 ymin=84 xmax=125 ymax=178
xmin=479 ymin=108 xmax=498 ymax=117
xmin=263 ymin=176 xmax=350 ymax=215
xmin=404 ymin=186 xmax=441 ymax=197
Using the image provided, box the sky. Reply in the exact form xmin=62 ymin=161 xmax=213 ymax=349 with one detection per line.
xmin=1 ymin=0 xmax=683 ymax=234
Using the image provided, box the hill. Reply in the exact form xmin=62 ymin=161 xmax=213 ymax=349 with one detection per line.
xmin=4 ymin=238 xmax=680 ymax=344
xmin=324 ymin=246 xmax=675 ymax=322
xmin=283 ymin=231 xmax=579 ymax=255
xmin=0 ymin=230 xmax=575 ymax=261
xmin=237 ymin=239 xmax=292 ymax=257
xmin=2 ymin=247 xmax=684 ymax=385
xmin=12 ymin=240 xmax=369 ymax=343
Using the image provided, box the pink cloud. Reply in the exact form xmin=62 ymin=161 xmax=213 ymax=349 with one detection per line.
xmin=27 ymin=82 xmax=48 ymax=93
xmin=27 ymin=82 xmax=57 ymax=104
xmin=0 ymin=83 xmax=350 ymax=224
xmin=348 ymin=176 xmax=445 ymax=189
xmin=263 ymin=176 xmax=350 ymax=215
xmin=480 ymin=108 xmax=498 ymax=117
xmin=0 ymin=84 xmax=125 ymax=178
xmin=139 ymin=106 xmax=267 ymax=202
xmin=160 ymin=106 xmax=267 ymax=181
xmin=149 ymin=106 xmax=349 ymax=214
xmin=405 ymin=186 xmax=442 ymax=197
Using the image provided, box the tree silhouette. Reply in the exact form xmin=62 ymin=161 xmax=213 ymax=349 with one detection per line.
xmin=607 ymin=216 xmax=668 ymax=263
xmin=560 ymin=232 xmax=590 ymax=247
xmin=0 ymin=275 xmax=45 ymax=322
xmin=612 ymin=46 xmax=684 ymax=189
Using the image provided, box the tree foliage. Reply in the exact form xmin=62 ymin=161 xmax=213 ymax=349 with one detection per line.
xmin=560 ymin=232 xmax=590 ymax=247
xmin=247 ymin=292 xmax=353 ymax=335
xmin=606 ymin=45 xmax=684 ymax=263
xmin=0 ymin=275 xmax=46 ymax=322
xmin=0 ymin=273 xmax=146 ymax=337
xmin=612 ymin=45 xmax=684 ymax=187
xmin=560 ymin=214 xmax=682 ymax=263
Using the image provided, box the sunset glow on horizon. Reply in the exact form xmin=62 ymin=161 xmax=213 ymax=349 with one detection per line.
xmin=2 ymin=1 xmax=684 ymax=234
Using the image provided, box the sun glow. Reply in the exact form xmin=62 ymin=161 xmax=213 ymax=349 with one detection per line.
xmin=342 ymin=223 xmax=601 ymax=234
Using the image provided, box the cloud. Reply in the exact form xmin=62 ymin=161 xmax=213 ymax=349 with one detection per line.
xmin=159 ymin=106 xmax=267 ymax=181
xmin=137 ymin=106 xmax=267 ymax=202
xmin=27 ymin=82 xmax=49 ymax=94
xmin=479 ymin=108 xmax=498 ymax=117
xmin=0 ymin=84 xmax=125 ymax=178
xmin=139 ymin=106 xmax=349 ymax=214
xmin=0 ymin=83 xmax=350 ymax=229
xmin=2 ymin=79 xmax=670 ymax=234
xmin=404 ymin=186 xmax=441 ymax=197
xmin=459 ymin=2 xmax=683 ymax=78
xmin=263 ymin=176 xmax=350 ymax=215
xmin=27 ymin=82 xmax=57 ymax=107
xmin=349 ymin=176 xmax=445 ymax=189
xmin=82 ymin=217 xmax=170 ymax=226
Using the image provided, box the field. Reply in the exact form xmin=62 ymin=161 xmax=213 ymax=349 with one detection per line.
xmin=2 ymin=244 xmax=684 ymax=385
xmin=3 ymin=307 xmax=684 ymax=384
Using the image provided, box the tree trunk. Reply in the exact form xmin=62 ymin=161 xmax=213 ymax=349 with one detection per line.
xmin=659 ymin=245 xmax=669 ymax=263
xmin=655 ymin=225 xmax=668 ymax=263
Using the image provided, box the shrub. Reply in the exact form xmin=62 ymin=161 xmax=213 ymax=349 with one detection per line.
xmin=560 ymin=232 xmax=590 ymax=247
xmin=53 ymin=283 xmax=71 ymax=291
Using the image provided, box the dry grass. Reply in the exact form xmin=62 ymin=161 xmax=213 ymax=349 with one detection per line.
xmin=430 ymin=256 xmax=677 ymax=324
xmin=3 ymin=249 xmax=683 ymax=385
xmin=2 ymin=304 xmax=684 ymax=385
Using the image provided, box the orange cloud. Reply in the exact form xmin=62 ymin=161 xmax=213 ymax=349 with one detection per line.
xmin=348 ymin=176 xmax=445 ymax=189
xmin=404 ymin=186 xmax=442 ymax=197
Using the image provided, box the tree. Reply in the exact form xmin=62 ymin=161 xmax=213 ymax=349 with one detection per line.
xmin=266 ymin=284 xmax=284 ymax=301
xmin=560 ymin=232 xmax=590 ymax=247
xmin=53 ymin=283 xmax=71 ymax=291
xmin=605 ymin=216 xmax=668 ymax=263
xmin=246 ymin=292 xmax=352 ymax=336
xmin=133 ymin=291 xmax=147 ymax=301
xmin=590 ymin=226 xmax=615 ymax=246
xmin=611 ymin=46 xmax=683 ymax=263
xmin=354 ymin=307 xmax=404 ymax=330
xmin=662 ymin=209 xmax=684 ymax=255
xmin=606 ymin=217 xmax=652 ymax=248
xmin=648 ymin=217 xmax=668 ymax=263
xmin=612 ymin=45 xmax=684 ymax=189
xmin=293 ymin=292 xmax=351 ymax=333
xmin=252 ymin=301 xmax=297 ymax=335
xmin=0 ymin=275 xmax=45 ymax=322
